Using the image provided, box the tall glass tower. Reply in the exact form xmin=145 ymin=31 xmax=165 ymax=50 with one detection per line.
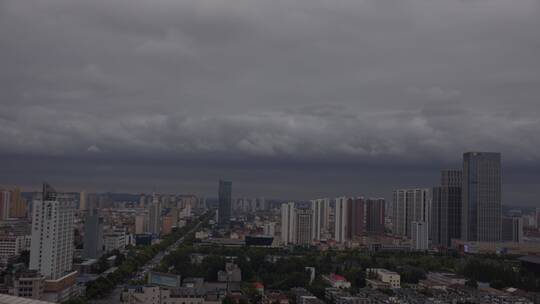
xmin=218 ymin=180 xmax=232 ymax=227
xmin=462 ymin=152 xmax=501 ymax=242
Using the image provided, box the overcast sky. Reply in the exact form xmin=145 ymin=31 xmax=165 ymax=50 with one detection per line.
xmin=1 ymin=0 xmax=539 ymax=204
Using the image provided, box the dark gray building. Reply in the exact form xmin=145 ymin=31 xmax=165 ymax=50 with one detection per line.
xmin=501 ymin=216 xmax=523 ymax=243
xmin=218 ymin=180 xmax=232 ymax=227
xmin=294 ymin=208 xmax=313 ymax=245
xmin=83 ymin=208 xmax=104 ymax=259
xmin=462 ymin=152 xmax=502 ymax=242
xmin=432 ymin=170 xmax=462 ymax=248
xmin=366 ymin=198 xmax=385 ymax=235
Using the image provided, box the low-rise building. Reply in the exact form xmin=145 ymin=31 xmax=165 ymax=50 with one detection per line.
xmin=104 ymin=232 xmax=126 ymax=253
xmin=217 ymin=263 xmax=241 ymax=282
xmin=122 ymin=286 xmax=204 ymax=304
xmin=42 ymin=271 xmax=81 ymax=303
xmin=0 ymin=293 xmax=52 ymax=304
xmin=13 ymin=271 xmax=45 ymax=300
xmin=418 ymin=272 xmax=466 ymax=290
xmin=322 ymin=273 xmax=351 ymax=289
xmin=366 ymin=268 xmax=400 ymax=288
xmin=0 ymin=234 xmax=31 ymax=263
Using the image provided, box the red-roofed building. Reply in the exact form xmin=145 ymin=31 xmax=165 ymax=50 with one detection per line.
xmin=322 ymin=273 xmax=351 ymax=289
xmin=253 ymin=282 xmax=264 ymax=294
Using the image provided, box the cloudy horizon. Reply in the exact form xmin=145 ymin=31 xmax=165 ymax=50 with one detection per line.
xmin=1 ymin=0 xmax=539 ymax=204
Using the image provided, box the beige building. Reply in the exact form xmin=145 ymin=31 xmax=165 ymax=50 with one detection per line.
xmin=13 ymin=271 xmax=45 ymax=300
xmin=366 ymin=268 xmax=400 ymax=288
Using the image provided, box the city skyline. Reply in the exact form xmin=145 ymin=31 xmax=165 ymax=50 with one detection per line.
xmin=1 ymin=0 xmax=540 ymax=302
xmin=0 ymin=152 xmax=538 ymax=207
xmin=1 ymin=0 xmax=540 ymax=206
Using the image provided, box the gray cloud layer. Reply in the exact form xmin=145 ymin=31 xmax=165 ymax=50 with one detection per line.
xmin=1 ymin=0 xmax=540 ymax=202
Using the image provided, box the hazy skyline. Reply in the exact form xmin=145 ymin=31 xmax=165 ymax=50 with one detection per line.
xmin=1 ymin=0 xmax=539 ymax=204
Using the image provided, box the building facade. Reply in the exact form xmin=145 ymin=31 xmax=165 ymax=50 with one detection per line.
xmin=280 ymin=202 xmax=296 ymax=245
xmin=392 ymin=189 xmax=431 ymax=238
xmin=83 ymin=209 xmax=104 ymax=259
xmin=311 ymin=198 xmax=330 ymax=241
xmin=148 ymin=194 xmax=162 ymax=235
xmin=411 ymin=221 xmax=429 ymax=250
xmin=501 ymin=216 xmax=523 ymax=243
xmin=295 ymin=208 xmax=313 ymax=245
xmin=432 ymin=170 xmax=462 ymax=248
xmin=366 ymin=199 xmax=385 ymax=235
xmin=462 ymin=152 xmax=501 ymax=242
xmin=29 ymin=184 xmax=75 ymax=280
xmin=334 ymin=197 xmax=348 ymax=243
xmin=218 ymin=180 xmax=232 ymax=227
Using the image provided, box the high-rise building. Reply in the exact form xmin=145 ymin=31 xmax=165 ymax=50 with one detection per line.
xmin=462 ymin=152 xmax=502 ymax=242
xmin=83 ymin=209 xmax=104 ymax=259
xmin=345 ymin=197 xmax=366 ymax=240
xmin=148 ymin=194 xmax=161 ymax=235
xmin=536 ymin=208 xmax=540 ymax=230
xmin=0 ymin=190 xmax=11 ymax=220
xmin=280 ymin=202 xmax=295 ymax=245
xmin=135 ymin=213 xmax=148 ymax=234
xmin=366 ymin=198 xmax=385 ymax=235
xmin=432 ymin=170 xmax=462 ymax=248
xmin=295 ymin=208 xmax=313 ymax=245
xmin=264 ymin=222 xmax=276 ymax=236
xmin=162 ymin=215 xmax=173 ymax=235
xmin=87 ymin=193 xmax=99 ymax=211
xmin=334 ymin=197 xmax=348 ymax=243
xmin=347 ymin=197 xmax=366 ymax=239
xmin=311 ymin=198 xmax=330 ymax=241
xmin=29 ymin=184 xmax=75 ymax=280
xmin=79 ymin=191 xmax=87 ymax=211
xmin=9 ymin=188 xmax=27 ymax=218
xmin=218 ymin=180 xmax=232 ymax=227
xmin=139 ymin=194 xmax=146 ymax=208
xmin=392 ymin=189 xmax=431 ymax=238
xmin=502 ymin=216 xmax=523 ymax=243
xmin=411 ymin=221 xmax=429 ymax=250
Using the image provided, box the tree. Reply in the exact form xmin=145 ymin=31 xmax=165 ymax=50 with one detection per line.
xmin=63 ymin=297 xmax=87 ymax=304
xmin=222 ymin=295 xmax=236 ymax=304
xmin=399 ymin=266 xmax=426 ymax=284
xmin=490 ymin=280 xmax=506 ymax=290
xmin=16 ymin=250 xmax=30 ymax=267
xmin=465 ymin=279 xmax=478 ymax=289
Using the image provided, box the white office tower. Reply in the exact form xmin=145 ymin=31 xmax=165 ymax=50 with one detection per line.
xmin=280 ymin=202 xmax=296 ymax=244
xmin=334 ymin=197 xmax=348 ymax=243
xmin=30 ymin=184 xmax=75 ymax=280
xmin=411 ymin=221 xmax=429 ymax=250
xmin=311 ymin=198 xmax=330 ymax=241
xmin=148 ymin=193 xmax=162 ymax=235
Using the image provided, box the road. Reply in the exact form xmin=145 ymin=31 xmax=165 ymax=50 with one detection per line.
xmin=89 ymin=217 xmax=205 ymax=304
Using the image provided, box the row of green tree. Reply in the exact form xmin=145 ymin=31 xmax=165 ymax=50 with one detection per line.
xmin=460 ymin=257 xmax=540 ymax=291
xmin=63 ymin=210 xmax=215 ymax=304
xmin=160 ymin=244 xmax=540 ymax=298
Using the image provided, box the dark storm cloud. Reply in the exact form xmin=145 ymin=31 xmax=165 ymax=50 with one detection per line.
xmin=1 ymin=0 xmax=540 ymax=202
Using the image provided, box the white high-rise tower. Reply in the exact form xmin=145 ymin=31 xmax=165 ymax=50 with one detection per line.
xmin=149 ymin=193 xmax=162 ymax=235
xmin=311 ymin=198 xmax=330 ymax=241
xmin=280 ymin=202 xmax=296 ymax=244
xmin=334 ymin=197 xmax=348 ymax=243
xmin=29 ymin=184 xmax=75 ymax=280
